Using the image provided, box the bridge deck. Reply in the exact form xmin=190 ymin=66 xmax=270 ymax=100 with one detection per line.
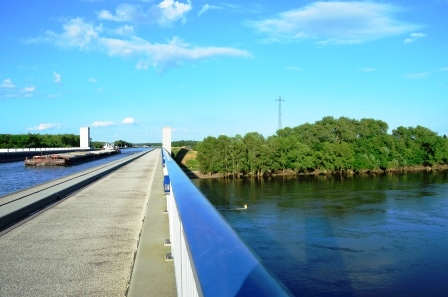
xmin=0 ymin=149 xmax=176 ymax=296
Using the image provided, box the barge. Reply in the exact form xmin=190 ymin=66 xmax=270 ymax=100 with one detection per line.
xmin=24 ymin=148 xmax=121 ymax=166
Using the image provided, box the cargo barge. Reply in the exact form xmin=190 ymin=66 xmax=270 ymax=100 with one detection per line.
xmin=24 ymin=148 xmax=121 ymax=166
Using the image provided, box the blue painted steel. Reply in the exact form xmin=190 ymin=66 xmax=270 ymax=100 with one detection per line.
xmin=163 ymin=175 xmax=170 ymax=193
xmin=162 ymin=149 xmax=291 ymax=297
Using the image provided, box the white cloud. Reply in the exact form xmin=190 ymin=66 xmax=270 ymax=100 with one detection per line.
xmin=91 ymin=121 xmax=114 ymax=127
xmin=135 ymin=59 xmax=150 ymax=70
xmin=99 ymin=36 xmax=251 ymax=71
xmin=23 ymin=86 xmax=36 ymax=92
xmin=122 ymin=117 xmax=135 ymax=124
xmin=28 ymin=123 xmax=61 ymax=131
xmin=27 ymin=18 xmax=250 ymax=71
xmin=113 ymin=24 xmax=135 ymax=36
xmin=156 ymin=0 xmax=192 ymax=25
xmin=404 ymin=32 xmax=427 ymax=43
xmin=25 ymin=18 xmax=102 ymax=50
xmin=88 ymin=78 xmax=98 ymax=82
xmin=1 ymin=78 xmax=15 ymax=88
xmin=97 ymin=0 xmax=192 ymax=26
xmin=23 ymin=86 xmax=36 ymax=97
xmin=198 ymin=4 xmax=222 ymax=16
xmin=0 ymin=80 xmax=38 ymax=98
xmin=248 ymin=1 xmax=421 ymax=44
xmin=406 ymin=72 xmax=430 ymax=79
xmin=97 ymin=3 xmax=146 ymax=22
xmin=286 ymin=66 xmax=301 ymax=71
xmin=439 ymin=67 xmax=448 ymax=71
xmin=53 ymin=72 xmax=62 ymax=84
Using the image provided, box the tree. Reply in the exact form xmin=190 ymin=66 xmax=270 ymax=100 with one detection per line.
xmin=243 ymin=132 xmax=266 ymax=176
xmin=197 ymin=136 xmax=220 ymax=174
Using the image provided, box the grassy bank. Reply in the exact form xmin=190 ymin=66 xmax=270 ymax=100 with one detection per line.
xmin=171 ymin=147 xmax=200 ymax=172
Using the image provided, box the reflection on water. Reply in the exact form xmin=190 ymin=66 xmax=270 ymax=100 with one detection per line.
xmin=193 ymin=171 xmax=448 ymax=296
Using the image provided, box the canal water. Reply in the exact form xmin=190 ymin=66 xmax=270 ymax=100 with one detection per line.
xmin=193 ymin=171 xmax=448 ymax=296
xmin=0 ymin=148 xmax=149 ymax=197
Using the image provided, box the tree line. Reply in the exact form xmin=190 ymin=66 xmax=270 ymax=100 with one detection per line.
xmin=0 ymin=133 xmax=80 ymax=149
xmin=196 ymin=116 xmax=448 ymax=176
xmin=145 ymin=140 xmax=200 ymax=149
xmin=0 ymin=133 xmax=134 ymax=149
xmin=172 ymin=140 xmax=200 ymax=150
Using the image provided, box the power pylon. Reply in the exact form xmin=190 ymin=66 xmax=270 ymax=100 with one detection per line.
xmin=275 ymin=96 xmax=285 ymax=130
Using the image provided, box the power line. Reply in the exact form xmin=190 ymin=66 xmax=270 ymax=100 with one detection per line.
xmin=275 ymin=96 xmax=285 ymax=130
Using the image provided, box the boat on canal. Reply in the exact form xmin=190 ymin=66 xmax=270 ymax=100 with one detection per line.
xmin=24 ymin=145 xmax=121 ymax=167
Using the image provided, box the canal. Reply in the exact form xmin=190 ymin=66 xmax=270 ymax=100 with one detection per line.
xmin=0 ymin=148 xmax=149 ymax=197
xmin=193 ymin=171 xmax=448 ymax=296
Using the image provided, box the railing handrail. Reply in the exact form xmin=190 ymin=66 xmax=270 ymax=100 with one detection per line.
xmin=162 ymin=149 xmax=291 ymax=296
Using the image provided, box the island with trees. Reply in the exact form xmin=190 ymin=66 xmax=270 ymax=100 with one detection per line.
xmin=196 ymin=117 xmax=448 ymax=177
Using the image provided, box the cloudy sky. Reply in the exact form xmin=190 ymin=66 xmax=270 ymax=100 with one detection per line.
xmin=1 ymin=0 xmax=447 ymax=143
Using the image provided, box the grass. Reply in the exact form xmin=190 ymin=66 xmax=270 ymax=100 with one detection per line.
xmin=171 ymin=147 xmax=200 ymax=171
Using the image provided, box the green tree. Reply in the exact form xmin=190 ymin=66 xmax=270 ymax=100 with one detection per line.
xmin=243 ymin=132 xmax=266 ymax=176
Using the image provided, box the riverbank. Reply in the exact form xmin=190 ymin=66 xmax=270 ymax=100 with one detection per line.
xmin=171 ymin=147 xmax=448 ymax=179
xmin=190 ymin=164 xmax=448 ymax=179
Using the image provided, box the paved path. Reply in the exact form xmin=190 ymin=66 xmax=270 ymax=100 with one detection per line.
xmin=128 ymin=149 xmax=176 ymax=296
xmin=0 ymin=149 xmax=176 ymax=296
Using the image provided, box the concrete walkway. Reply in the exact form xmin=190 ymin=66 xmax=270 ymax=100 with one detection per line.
xmin=0 ymin=149 xmax=176 ymax=296
xmin=128 ymin=149 xmax=176 ymax=296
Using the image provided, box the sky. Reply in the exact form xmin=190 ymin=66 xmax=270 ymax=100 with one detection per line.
xmin=1 ymin=0 xmax=447 ymax=144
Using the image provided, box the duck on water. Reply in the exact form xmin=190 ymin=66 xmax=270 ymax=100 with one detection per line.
xmin=216 ymin=204 xmax=247 ymax=211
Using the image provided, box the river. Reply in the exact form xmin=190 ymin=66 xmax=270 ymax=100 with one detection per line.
xmin=192 ymin=171 xmax=448 ymax=296
xmin=0 ymin=148 xmax=149 ymax=197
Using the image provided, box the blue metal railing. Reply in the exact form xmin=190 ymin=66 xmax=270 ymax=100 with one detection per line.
xmin=162 ymin=149 xmax=291 ymax=297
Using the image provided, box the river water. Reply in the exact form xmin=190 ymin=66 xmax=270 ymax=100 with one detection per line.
xmin=0 ymin=148 xmax=148 ymax=197
xmin=193 ymin=171 xmax=448 ymax=296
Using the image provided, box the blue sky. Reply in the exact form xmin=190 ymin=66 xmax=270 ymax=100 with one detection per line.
xmin=1 ymin=0 xmax=447 ymax=143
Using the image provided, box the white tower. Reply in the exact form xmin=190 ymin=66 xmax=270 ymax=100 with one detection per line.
xmin=80 ymin=127 xmax=90 ymax=149
xmin=162 ymin=127 xmax=171 ymax=154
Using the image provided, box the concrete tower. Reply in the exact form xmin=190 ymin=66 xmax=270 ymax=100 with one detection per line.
xmin=80 ymin=127 xmax=90 ymax=149
xmin=162 ymin=127 xmax=171 ymax=154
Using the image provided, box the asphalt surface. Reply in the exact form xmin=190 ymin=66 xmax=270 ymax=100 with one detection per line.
xmin=0 ymin=148 xmax=176 ymax=296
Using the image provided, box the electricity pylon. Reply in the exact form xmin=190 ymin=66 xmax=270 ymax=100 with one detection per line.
xmin=275 ymin=96 xmax=285 ymax=130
